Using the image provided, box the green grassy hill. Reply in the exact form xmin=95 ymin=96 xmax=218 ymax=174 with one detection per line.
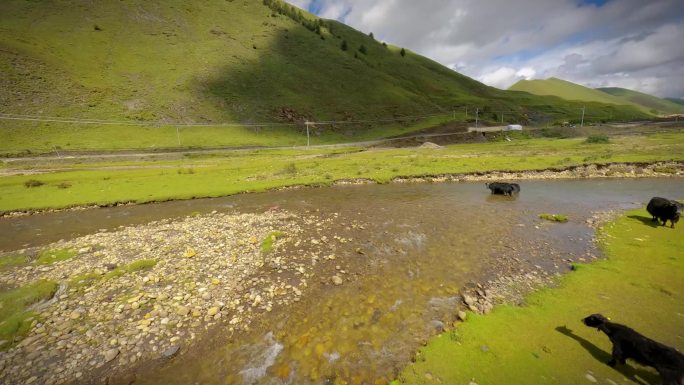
xmin=509 ymin=78 xmax=683 ymax=116
xmin=665 ymin=98 xmax=684 ymax=107
xmin=0 ymin=0 xmax=647 ymax=152
xmin=597 ymin=87 xmax=684 ymax=115
xmin=509 ymin=77 xmax=642 ymax=108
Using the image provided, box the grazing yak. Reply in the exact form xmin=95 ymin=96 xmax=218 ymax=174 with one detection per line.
xmin=583 ymin=314 xmax=684 ymax=385
xmin=647 ymin=197 xmax=681 ymax=228
xmin=485 ymin=182 xmax=520 ymax=196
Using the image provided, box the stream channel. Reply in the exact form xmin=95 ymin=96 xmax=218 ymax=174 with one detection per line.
xmin=1 ymin=178 xmax=682 ymax=385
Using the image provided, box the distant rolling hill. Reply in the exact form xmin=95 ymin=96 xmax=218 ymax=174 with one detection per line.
xmin=0 ymin=0 xmax=648 ymax=151
xmin=597 ymin=87 xmax=684 ymax=115
xmin=666 ymin=98 xmax=684 ymax=107
xmin=509 ymin=77 xmax=683 ymax=116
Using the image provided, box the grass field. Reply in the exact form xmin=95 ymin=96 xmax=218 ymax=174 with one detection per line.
xmin=397 ymin=207 xmax=684 ymax=385
xmin=1 ymin=131 xmax=682 ymax=212
xmin=0 ymin=114 xmax=462 ymax=153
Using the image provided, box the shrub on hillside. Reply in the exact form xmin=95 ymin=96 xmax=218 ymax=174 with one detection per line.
xmin=24 ymin=179 xmax=44 ymax=188
xmin=585 ymin=134 xmax=610 ymax=144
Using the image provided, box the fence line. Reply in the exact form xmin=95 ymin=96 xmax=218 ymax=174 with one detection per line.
xmin=0 ymin=110 xmax=463 ymax=128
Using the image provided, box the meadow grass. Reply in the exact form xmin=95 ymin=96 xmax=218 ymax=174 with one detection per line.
xmin=0 ymin=133 xmax=682 ymax=212
xmin=397 ymin=208 xmax=683 ymax=385
xmin=0 ymin=280 xmax=59 ymax=347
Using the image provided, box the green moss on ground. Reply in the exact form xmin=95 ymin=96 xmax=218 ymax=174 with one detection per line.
xmin=539 ymin=213 xmax=569 ymax=223
xmin=0 ymin=255 xmax=28 ymax=268
xmin=104 ymin=259 xmax=157 ymax=280
xmin=0 ymin=133 xmax=682 ymax=213
xmin=34 ymin=248 xmax=77 ymax=265
xmin=398 ymin=208 xmax=683 ymax=385
xmin=261 ymin=231 xmax=286 ymax=254
xmin=0 ymin=280 xmax=59 ymax=347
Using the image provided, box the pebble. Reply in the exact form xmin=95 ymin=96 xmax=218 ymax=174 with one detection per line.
xmin=176 ymin=306 xmax=190 ymax=316
xmin=207 ymin=307 xmax=219 ymax=317
xmin=331 ymin=275 xmax=343 ymax=285
xmin=103 ymin=348 xmax=119 ymax=362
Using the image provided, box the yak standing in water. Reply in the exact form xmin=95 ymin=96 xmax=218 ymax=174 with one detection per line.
xmin=647 ymin=197 xmax=681 ymax=228
xmin=485 ymin=182 xmax=520 ymax=196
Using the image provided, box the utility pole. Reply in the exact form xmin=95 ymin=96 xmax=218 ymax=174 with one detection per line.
xmin=465 ymin=107 xmax=468 ymax=118
xmin=475 ymin=108 xmax=479 ymax=128
xmin=176 ymin=126 xmax=181 ymax=146
xmin=305 ymin=121 xmax=311 ymax=147
xmin=501 ymin=112 xmax=504 ymax=124
xmin=580 ymin=106 xmax=586 ymax=128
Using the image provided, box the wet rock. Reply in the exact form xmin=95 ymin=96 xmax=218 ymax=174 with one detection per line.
xmin=463 ymin=294 xmax=476 ymax=306
xmin=103 ymin=348 xmax=119 ymax=362
xmin=457 ymin=311 xmax=467 ymax=321
xmin=162 ymin=345 xmax=180 ymax=359
xmin=429 ymin=320 xmax=445 ymax=333
xmin=104 ymin=263 xmax=117 ymax=271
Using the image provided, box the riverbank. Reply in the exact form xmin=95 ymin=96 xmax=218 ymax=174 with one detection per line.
xmin=1 ymin=160 xmax=682 ymax=218
xmin=397 ymin=207 xmax=684 ymax=385
xmin=1 ymin=131 xmax=683 ymax=215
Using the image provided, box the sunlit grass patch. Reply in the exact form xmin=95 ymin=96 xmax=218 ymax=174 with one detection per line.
xmin=261 ymin=231 xmax=286 ymax=254
xmin=399 ymin=208 xmax=683 ymax=385
xmin=34 ymin=248 xmax=77 ymax=265
xmin=0 ymin=255 xmax=28 ymax=269
xmin=0 ymin=280 xmax=59 ymax=348
xmin=104 ymin=259 xmax=157 ymax=280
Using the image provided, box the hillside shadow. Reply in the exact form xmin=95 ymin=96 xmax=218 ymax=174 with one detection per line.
xmin=627 ymin=215 xmax=660 ymax=228
xmin=195 ymin=11 xmax=492 ymax=135
xmin=554 ymin=326 xmax=660 ymax=385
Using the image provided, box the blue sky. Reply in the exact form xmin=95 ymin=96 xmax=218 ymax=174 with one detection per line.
xmin=287 ymin=0 xmax=684 ymax=98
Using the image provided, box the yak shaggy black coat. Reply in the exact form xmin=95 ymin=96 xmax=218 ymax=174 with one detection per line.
xmin=583 ymin=314 xmax=684 ymax=385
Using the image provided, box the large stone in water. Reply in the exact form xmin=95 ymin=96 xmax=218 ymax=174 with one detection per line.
xmin=162 ymin=345 xmax=180 ymax=359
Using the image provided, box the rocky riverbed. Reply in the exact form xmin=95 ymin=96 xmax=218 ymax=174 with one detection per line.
xmin=0 ymin=209 xmax=364 ymax=385
xmin=0 ymin=176 xmax=678 ymax=385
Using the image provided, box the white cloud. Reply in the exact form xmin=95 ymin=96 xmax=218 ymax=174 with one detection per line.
xmin=286 ymin=0 xmax=684 ymax=97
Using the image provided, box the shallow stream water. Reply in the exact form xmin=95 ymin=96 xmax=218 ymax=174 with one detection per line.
xmin=1 ymin=178 xmax=682 ymax=385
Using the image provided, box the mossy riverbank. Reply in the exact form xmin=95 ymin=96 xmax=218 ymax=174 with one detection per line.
xmin=1 ymin=132 xmax=683 ymax=214
xmin=397 ymin=208 xmax=683 ymax=385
